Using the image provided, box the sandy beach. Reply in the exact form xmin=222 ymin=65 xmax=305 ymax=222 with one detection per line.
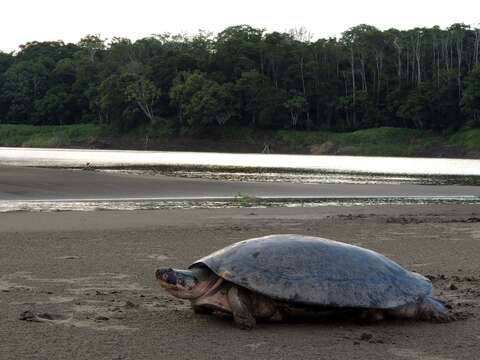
xmin=1 ymin=204 xmax=479 ymax=359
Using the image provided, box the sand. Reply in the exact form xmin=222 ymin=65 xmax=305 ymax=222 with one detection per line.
xmin=0 ymin=204 xmax=479 ymax=359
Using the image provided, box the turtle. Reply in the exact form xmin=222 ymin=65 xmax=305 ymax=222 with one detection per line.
xmin=155 ymin=234 xmax=449 ymax=329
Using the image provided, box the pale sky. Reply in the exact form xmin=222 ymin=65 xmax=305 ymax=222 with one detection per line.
xmin=1 ymin=0 xmax=479 ymax=52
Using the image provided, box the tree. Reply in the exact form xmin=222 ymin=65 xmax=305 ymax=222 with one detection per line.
xmin=284 ymin=91 xmax=308 ymax=128
xmin=125 ymin=76 xmax=161 ymax=125
xmin=235 ymin=70 xmax=271 ymax=125
xmin=78 ymin=34 xmax=106 ymax=63
xmin=1 ymin=24 xmax=479 ymax=133
xmin=97 ymin=75 xmax=126 ymax=125
xmin=461 ymin=65 xmax=480 ymax=125
xmin=0 ymin=52 xmax=14 ymax=74
xmin=214 ymin=25 xmax=264 ymax=81
xmin=33 ymin=89 xmax=73 ymax=124
xmin=170 ymin=71 xmax=238 ymax=128
xmin=0 ymin=52 xmax=15 ymax=120
xmin=396 ymin=85 xmax=432 ymax=129
xmin=2 ymin=59 xmax=51 ymax=122
xmin=449 ymin=23 xmax=469 ymax=97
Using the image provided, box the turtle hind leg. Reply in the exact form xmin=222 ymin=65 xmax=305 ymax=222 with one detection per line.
xmin=416 ymin=297 xmax=450 ymax=323
xmin=227 ymin=286 xmax=256 ymax=330
xmin=388 ymin=296 xmax=450 ymax=323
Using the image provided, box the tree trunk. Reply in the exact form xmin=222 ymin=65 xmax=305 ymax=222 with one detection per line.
xmin=299 ymin=55 xmax=306 ymax=95
xmin=443 ymin=35 xmax=450 ymax=71
xmin=406 ymin=45 xmax=410 ymax=84
xmin=137 ymin=101 xmax=154 ymax=124
xmin=455 ymin=31 xmax=464 ymax=98
xmin=259 ymin=48 xmax=265 ymax=75
xmin=375 ymin=51 xmax=383 ymax=96
xmin=350 ymin=46 xmax=356 ymax=124
xmin=290 ymin=110 xmax=298 ymax=129
xmin=415 ymin=32 xmax=422 ymax=85
xmin=474 ymin=29 xmax=479 ymax=66
xmin=360 ymin=57 xmax=367 ymax=92
xmin=393 ymin=38 xmax=402 ymax=87
xmin=432 ymin=35 xmax=438 ymax=88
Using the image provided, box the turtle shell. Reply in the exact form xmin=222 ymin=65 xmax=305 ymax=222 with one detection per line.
xmin=190 ymin=234 xmax=432 ymax=309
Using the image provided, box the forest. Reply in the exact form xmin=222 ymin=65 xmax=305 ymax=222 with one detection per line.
xmin=0 ymin=24 xmax=479 ymax=136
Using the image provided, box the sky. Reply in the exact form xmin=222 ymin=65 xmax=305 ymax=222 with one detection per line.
xmin=1 ymin=0 xmax=479 ymax=52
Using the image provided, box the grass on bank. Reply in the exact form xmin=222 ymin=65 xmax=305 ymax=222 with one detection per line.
xmin=273 ymin=127 xmax=480 ymax=156
xmin=448 ymin=128 xmax=480 ymax=150
xmin=274 ymin=127 xmax=444 ymax=156
xmin=0 ymin=124 xmax=101 ymax=147
xmin=0 ymin=123 xmax=478 ymax=156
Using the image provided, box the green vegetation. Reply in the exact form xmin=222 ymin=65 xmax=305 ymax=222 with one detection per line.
xmin=1 ymin=23 xmax=479 ymax=157
xmin=274 ymin=127 xmax=441 ymax=156
xmin=0 ymin=124 xmax=477 ymax=157
xmin=1 ymin=24 xmax=480 ymax=138
xmin=234 ymin=193 xmax=259 ymax=207
xmin=325 ymin=128 xmax=442 ymax=156
xmin=448 ymin=128 xmax=480 ymax=150
xmin=0 ymin=124 xmax=100 ymax=147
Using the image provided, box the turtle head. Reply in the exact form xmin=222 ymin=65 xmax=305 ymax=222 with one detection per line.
xmin=155 ymin=267 xmax=212 ymax=299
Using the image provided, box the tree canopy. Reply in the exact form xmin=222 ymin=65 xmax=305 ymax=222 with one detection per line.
xmin=1 ymin=24 xmax=479 ymax=132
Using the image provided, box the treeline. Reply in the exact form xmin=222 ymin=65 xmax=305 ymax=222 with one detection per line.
xmin=0 ymin=24 xmax=479 ymax=134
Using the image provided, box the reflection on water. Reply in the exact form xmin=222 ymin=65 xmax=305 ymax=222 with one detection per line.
xmin=1 ymin=147 xmax=479 ymax=176
xmin=101 ymin=168 xmax=480 ymax=186
xmin=1 ymin=196 xmax=479 ymax=213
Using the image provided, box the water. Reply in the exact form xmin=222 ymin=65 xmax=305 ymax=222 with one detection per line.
xmin=101 ymin=169 xmax=480 ymax=186
xmin=1 ymin=196 xmax=478 ymax=213
xmin=1 ymin=147 xmax=479 ymax=212
xmin=1 ymin=147 xmax=479 ymax=176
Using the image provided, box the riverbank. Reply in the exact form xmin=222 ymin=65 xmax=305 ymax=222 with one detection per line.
xmin=1 ymin=124 xmax=479 ymax=158
xmin=1 ymin=205 xmax=479 ymax=359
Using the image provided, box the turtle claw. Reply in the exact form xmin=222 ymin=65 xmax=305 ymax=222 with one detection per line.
xmin=235 ymin=317 xmax=256 ymax=330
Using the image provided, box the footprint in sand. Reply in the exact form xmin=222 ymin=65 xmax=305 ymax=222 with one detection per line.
xmin=244 ymin=342 xmax=267 ymax=350
xmin=388 ymin=348 xmax=453 ymax=360
xmin=56 ymin=256 xmax=81 ymax=260
xmin=19 ymin=310 xmax=70 ymax=323
xmin=13 ymin=296 xmax=75 ymax=305
xmin=141 ymin=293 xmax=189 ymax=312
xmin=143 ymin=254 xmax=171 ymax=261
xmin=410 ymin=263 xmax=433 ymax=268
xmin=0 ymin=279 xmax=34 ymax=292
xmin=9 ymin=271 xmax=147 ymax=332
xmin=4 ymin=271 xmax=145 ymax=294
xmin=19 ymin=309 xmax=137 ymax=332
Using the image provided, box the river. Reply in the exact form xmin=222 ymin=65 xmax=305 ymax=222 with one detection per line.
xmin=0 ymin=147 xmax=478 ymax=212
xmin=0 ymin=147 xmax=479 ymax=175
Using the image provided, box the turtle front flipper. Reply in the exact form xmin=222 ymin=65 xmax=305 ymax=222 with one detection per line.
xmin=227 ymin=286 xmax=256 ymax=330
